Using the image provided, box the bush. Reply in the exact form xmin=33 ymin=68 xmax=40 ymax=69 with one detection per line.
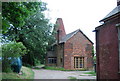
xmin=2 ymin=42 xmax=27 ymax=58
xmin=1 ymin=42 xmax=27 ymax=72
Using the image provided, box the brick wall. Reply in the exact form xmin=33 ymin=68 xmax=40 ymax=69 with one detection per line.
xmin=57 ymin=43 xmax=64 ymax=67
xmin=64 ymin=31 xmax=93 ymax=70
xmin=64 ymin=42 xmax=73 ymax=69
xmin=96 ymin=16 xmax=120 ymax=79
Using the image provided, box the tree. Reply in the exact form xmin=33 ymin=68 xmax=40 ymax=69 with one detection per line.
xmin=18 ymin=12 xmax=53 ymax=65
xmin=2 ymin=2 xmax=54 ymax=66
xmin=2 ymin=2 xmax=47 ymax=40
xmin=2 ymin=2 xmax=43 ymax=30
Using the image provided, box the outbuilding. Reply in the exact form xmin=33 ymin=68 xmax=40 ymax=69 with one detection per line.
xmin=95 ymin=0 xmax=120 ymax=79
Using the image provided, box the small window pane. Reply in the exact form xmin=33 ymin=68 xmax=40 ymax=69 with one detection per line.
xmin=48 ymin=58 xmax=57 ymax=64
xmin=74 ymin=57 xmax=84 ymax=68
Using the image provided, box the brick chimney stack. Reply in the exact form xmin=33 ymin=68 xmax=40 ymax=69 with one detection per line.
xmin=55 ymin=18 xmax=66 ymax=44
xmin=118 ymin=0 xmax=120 ymax=6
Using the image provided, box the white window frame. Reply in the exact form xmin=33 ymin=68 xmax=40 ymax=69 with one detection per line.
xmin=48 ymin=57 xmax=57 ymax=64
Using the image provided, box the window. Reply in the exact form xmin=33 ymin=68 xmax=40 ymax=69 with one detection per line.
xmin=74 ymin=57 xmax=84 ymax=68
xmin=48 ymin=57 xmax=57 ymax=64
xmin=117 ymin=24 xmax=120 ymax=72
xmin=61 ymin=58 xmax=63 ymax=63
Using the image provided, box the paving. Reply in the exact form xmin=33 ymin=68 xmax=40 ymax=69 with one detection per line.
xmin=32 ymin=69 xmax=96 ymax=79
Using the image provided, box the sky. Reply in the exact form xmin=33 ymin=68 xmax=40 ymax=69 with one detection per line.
xmin=43 ymin=0 xmax=117 ymax=45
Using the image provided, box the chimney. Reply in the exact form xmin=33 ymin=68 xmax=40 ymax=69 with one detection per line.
xmin=55 ymin=18 xmax=66 ymax=44
xmin=118 ymin=0 xmax=120 ymax=6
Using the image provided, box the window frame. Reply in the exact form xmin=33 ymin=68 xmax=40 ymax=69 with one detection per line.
xmin=48 ymin=57 xmax=57 ymax=64
xmin=116 ymin=23 xmax=120 ymax=72
xmin=74 ymin=57 xmax=84 ymax=69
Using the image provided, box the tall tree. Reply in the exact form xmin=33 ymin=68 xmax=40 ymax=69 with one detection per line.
xmin=2 ymin=2 xmax=47 ymax=40
xmin=2 ymin=2 xmax=54 ymax=66
xmin=18 ymin=12 xmax=53 ymax=65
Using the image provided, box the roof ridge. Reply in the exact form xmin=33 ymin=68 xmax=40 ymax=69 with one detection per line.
xmin=59 ymin=28 xmax=93 ymax=44
xmin=59 ymin=29 xmax=80 ymax=43
xmin=66 ymin=29 xmax=79 ymax=35
xmin=100 ymin=5 xmax=120 ymax=22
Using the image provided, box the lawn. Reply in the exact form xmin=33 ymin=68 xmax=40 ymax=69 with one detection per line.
xmin=84 ymin=71 xmax=96 ymax=76
xmin=44 ymin=66 xmax=86 ymax=71
xmin=68 ymin=76 xmax=77 ymax=79
xmin=2 ymin=66 xmax=34 ymax=80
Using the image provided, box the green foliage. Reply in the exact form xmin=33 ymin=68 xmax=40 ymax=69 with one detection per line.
xmin=44 ymin=66 xmax=86 ymax=71
xmin=20 ymin=11 xmax=53 ymax=65
xmin=2 ymin=2 xmax=54 ymax=66
xmin=93 ymin=56 xmax=96 ymax=63
xmin=92 ymin=46 xmax=95 ymax=57
xmin=2 ymin=42 xmax=27 ymax=58
xmin=2 ymin=2 xmax=48 ymax=41
xmin=44 ymin=66 xmax=65 ymax=71
xmin=92 ymin=46 xmax=96 ymax=63
xmin=1 ymin=42 xmax=27 ymax=72
xmin=2 ymin=2 xmax=45 ymax=34
xmin=68 ymin=76 xmax=77 ymax=79
xmin=84 ymin=71 xmax=96 ymax=76
xmin=2 ymin=66 xmax=34 ymax=80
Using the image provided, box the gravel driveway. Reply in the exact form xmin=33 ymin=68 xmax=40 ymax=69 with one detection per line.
xmin=32 ymin=69 xmax=96 ymax=79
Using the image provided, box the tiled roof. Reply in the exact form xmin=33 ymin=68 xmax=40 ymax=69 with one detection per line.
xmin=100 ymin=5 xmax=120 ymax=22
xmin=59 ymin=29 xmax=93 ymax=44
xmin=59 ymin=29 xmax=79 ymax=43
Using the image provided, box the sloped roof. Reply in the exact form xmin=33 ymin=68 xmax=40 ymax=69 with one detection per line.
xmin=59 ymin=29 xmax=94 ymax=44
xmin=59 ymin=29 xmax=79 ymax=43
xmin=100 ymin=5 xmax=120 ymax=22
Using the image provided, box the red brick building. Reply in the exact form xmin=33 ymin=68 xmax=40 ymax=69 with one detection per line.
xmin=46 ymin=18 xmax=94 ymax=70
xmin=95 ymin=0 xmax=120 ymax=79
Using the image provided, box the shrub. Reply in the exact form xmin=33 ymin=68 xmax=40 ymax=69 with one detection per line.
xmin=1 ymin=42 xmax=27 ymax=72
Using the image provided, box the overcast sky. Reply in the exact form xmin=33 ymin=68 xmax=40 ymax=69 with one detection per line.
xmin=43 ymin=0 xmax=117 ymax=45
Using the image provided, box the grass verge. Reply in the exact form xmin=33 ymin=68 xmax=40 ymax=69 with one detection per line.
xmin=2 ymin=66 xmax=34 ymax=80
xmin=84 ymin=71 xmax=96 ymax=76
xmin=68 ymin=76 xmax=77 ymax=79
xmin=44 ymin=66 xmax=86 ymax=71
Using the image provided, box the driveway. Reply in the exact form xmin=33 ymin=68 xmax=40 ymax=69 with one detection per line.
xmin=32 ymin=69 xmax=96 ymax=79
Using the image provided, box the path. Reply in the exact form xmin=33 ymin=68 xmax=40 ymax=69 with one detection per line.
xmin=32 ymin=69 xmax=96 ymax=79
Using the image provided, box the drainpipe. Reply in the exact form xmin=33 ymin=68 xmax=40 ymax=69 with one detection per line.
xmin=57 ymin=30 xmax=60 ymax=67
xmin=57 ymin=30 xmax=60 ymax=45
